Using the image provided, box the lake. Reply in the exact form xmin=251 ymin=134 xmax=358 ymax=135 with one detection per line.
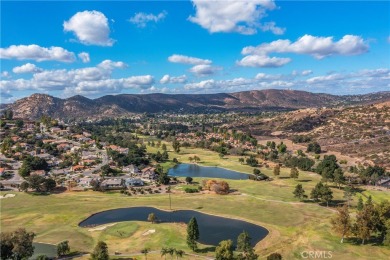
xmin=79 ymin=207 xmax=268 ymax=246
xmin=168 ymin=163 xmax=250 ymax=180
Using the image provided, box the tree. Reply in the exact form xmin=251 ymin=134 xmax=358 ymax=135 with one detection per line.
xmin=167 ymin=248 xmax=175 ymax=259
xmin=0 ymin=232 xmax=14 ymax=260
xmin=91 ymin=241 xmax=109 ymax=260
xmin=343 ymin=186 xmax=355 ymax=207
xmin=188 ymin=157 xmax=193 ymax=163
xmin=310 ymin=182 xmax=324 ymax=202
xmin=215 ymin=239 xmax=234 ymax=260
xmin=321 ymin=185 xmax=333 ymax=207
xmin=162 ymin=144 xmax=167 ymax=151
xmin=161 ymin=247 xmax=169 ymax=260
xmin=236 ymin=231 xmax=258 ymax=260
xmin=141 ymin=248 xmax=150 ymax=260
xmin=253 ymin=169 xmax=261 ymax=175
xmin=57 ymin=240 xmax=70 ymax=257
xmin=277 ymin=142 xmax=287 ymax=153
xmin=174 ymin=249 xmax=184 ymax=259
xmin=246 ymin=155 xmax=258 ymax=167
xmin=331 ymin=205 xmax=351 ymax=243
xmin=20 ymin=181 xmax=29 ymax=192
xmin=293 ymin=184 xmax=306 ymax=201
xmin=290 ymin=167 xmax=299 ymax=180
xmin=193 ymin=156 xmax=200 ymax=163
xmin=307 ymin=142 xmax=321 ymax=154
xmin=239 ymin=158 xmax=245 ymax=164
xmin=28 ymin=174 xmax=46 ymax=192
xmin=172 ymin=140 xmax=180 ymax=153
xmin=357 ymin=197 xmax=364 ymax=211
xmin=186 ymin=217 xmax=199 ymax=251
xmin=148 ymin=213 xmax=156 ymax=224
xmin=0 ymin=228 xmax=36 ymax=260
xmin=334 ymin=168 xmax=345 ymax=189
xmin=267 ymin=252 xmax=283 ymax=260
xmin=185 ymin=177 xmax=193 ymax=184
xmin=354 ymin=197 xmax=377 ymax=244
xmin=273 ymin=165 xmax=280 ymax=177
xmin=43 ymin=178 xmax=56 ymax=192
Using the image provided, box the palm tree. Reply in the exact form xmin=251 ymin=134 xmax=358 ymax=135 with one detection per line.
xmin=161 ymin=247 xmax=169 ymax=260
xmin=141 ymin=248 xmax=150 ymax=260
xmin=168 ymin=247 xmax=175 ymax=259
xmin=174 ymin=249 xmax=184 ymax=259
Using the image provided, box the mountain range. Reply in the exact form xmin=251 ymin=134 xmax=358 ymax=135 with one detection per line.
xmin=4 ymin=89 xmax=390 ymax=119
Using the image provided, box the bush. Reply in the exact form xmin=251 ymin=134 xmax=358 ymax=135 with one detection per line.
xmin=184 ymin=188 xmax=199 ymax=193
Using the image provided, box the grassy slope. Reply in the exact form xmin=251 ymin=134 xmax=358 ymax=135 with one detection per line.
xmin=1 ymin=143 xmax=389 ymax=259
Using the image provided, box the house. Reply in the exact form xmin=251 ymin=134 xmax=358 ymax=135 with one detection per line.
xmin=100 ymin=179 xmax=124 ymax=190
xmin=141 ymin=167 xmax=156 ymax=180
xmin=50 ymin=127 xmax=62 ymax=133
xmin=71 ymin=165 xmax=85 ymax=172
xmin=125 ymin=178 xmax=144 ymax=187
xmin=81 ymin=151 xmax=98 ymax=160
xmin=0 ymin=168 xmax=5 ymax=177
xmin=36 ymin=153 xmax=52 ymax=160
xmin=78 ymin=177 xmax=94 ymax=188
xmin=123 ymin=164 xmax=139 ymax=174
xmin=81 ymin=159 xmax=96 ymax=166
xmin=31 ymin=170 xmax=46 ymax=176
xmin=50 ymin=169 xmax=69 ymax=176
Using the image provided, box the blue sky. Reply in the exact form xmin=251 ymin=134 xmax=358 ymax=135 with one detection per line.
xmin=1 ymin=0 xmax=389 ymax=103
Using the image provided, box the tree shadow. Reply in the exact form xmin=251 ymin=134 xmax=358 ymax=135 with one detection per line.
xmin=196 ymin=246 xmax=216 ymax=253
xmin=297 ymin=179 xmax=312 ymax=183
xmin=278 ymin=176 xmax=290 ymax=179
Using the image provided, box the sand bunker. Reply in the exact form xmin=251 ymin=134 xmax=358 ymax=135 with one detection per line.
xmin=0 ymin=194 xmax=16 ymax=199
xmin=88 ymin=223 xmax=116 ymax=231
xmin=142 ymin=229 xmax=156 ymax=236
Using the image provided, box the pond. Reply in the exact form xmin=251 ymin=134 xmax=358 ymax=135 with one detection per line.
xmin=79 ymin=207 xmax=268 ymax=246
xmin=168 ymin=163 xmax=250 ymax=180
xmin=30 ymin=242 xmax=57 ymax=259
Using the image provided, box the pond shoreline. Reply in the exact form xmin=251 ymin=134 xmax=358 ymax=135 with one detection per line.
xmin=78 ymin=206 xmax=269 ymax=246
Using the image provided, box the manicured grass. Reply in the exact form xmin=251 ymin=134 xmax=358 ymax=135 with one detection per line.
xmin=2 ymin=144 xmax=389 ymax=259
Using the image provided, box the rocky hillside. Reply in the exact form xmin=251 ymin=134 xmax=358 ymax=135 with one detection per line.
xmin=5 ymin=90 xmax=390 ymax=119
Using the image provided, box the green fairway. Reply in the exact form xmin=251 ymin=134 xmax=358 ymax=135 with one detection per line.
xmin=1 ymin=145 xmax=389 ymax=259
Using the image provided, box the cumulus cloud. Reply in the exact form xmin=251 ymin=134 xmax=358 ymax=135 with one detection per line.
xmin=181 ymin=68 xmax=390 ymax=94
xmin=1 ymin=59 xmax=155 ymax=96
xmin=237 ymin=55 xmax=291 ymax=67
xmin=12 ymin=63 xmax=43 ymax=74
xmin=238 ymin=34 xmax=369 ymax=68
xmin=129 ymin=11 xmax=167 ymax=28
xmin=168 ymin=54 xmax=211 ymax=65
xmin=159 ymin=74 xmax=187 ymax=84
xmin=78 ymin=52 xmax=90 ymax=63
xmin=242 ymin=34 xmax=369 ymax=59
xmin=189 ymin=64 xmax=222 ymax=76
xmin=0 ymin=44 xmax=76 ymax=62
xmin=1 ymin=71 xmax=11 ymax=79
xmin=63 ymin=10 xmax=115 ymax=46
xmin=188 ymin=0 xmax=283 ymax=35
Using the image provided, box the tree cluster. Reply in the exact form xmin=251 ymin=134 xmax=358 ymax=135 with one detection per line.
xmin=202 ymin=179 xmax=230 ymax=194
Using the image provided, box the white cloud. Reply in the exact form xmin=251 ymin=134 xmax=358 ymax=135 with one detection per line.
xmin=63 ymin=10 xmax=115 ymax=46
xmin=188 ymin=0 xmax=283 ymax=35
xmin=238 ymin=34 xmax=369 ymax=68
xmin=97 ymin=59 xmax=127 ymax=70
xmin=12 ymin=63 xmax=43 ymax=74
xmin=237 ymin=55 xmax=291 ymax=67
xmin=1 ymin=59 xmax=156 ymax=96
xmin=189 ymin=64 xmax=222 ymax=76
xmin=180 ymin=68 xmax=390 ymax=94
xmin=160 ymin=74 xmax=187 ymax=84
xmin=242 ymin=34 xmax=369 ymax=59
xmin=1 ymin=71 xmax=11 ymax=79
xmin=78 ymin=52 xmax=90 ymax=63
xmin=0 ymin=44 xmax=76 ymax=62
xmin=129 ymin=11 xmax=167 ymax=28
xmin=168 ymin=54 xmax=212 ymax=65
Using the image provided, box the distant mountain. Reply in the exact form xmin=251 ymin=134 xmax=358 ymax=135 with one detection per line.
xmin=6 ymin=90 xmax=390 ymax=119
